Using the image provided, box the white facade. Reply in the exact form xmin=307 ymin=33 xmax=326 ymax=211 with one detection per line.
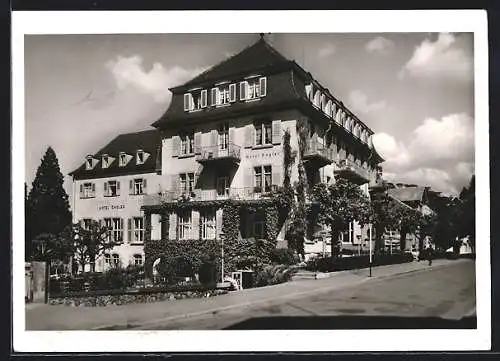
xmin=73 ymin=172 xmax=162 ymax=272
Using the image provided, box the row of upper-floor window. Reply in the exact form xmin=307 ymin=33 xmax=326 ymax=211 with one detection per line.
xmin=305 ymin=83 xmax=373 ymax=146
xmin=79 ymin=178 xmax=147 ymax=199
xmin=85 ymin=150 xmax=150 ymax=171
xmin=183 ymin=77 xmax=267 ymax=112
xmin=80 ymin=217 xmax=145 ymax=244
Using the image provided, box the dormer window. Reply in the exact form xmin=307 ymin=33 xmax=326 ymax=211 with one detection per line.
xmin=211 ymin=83 xmax=236 ymax=106
xmin=119 ymin=152 xmax=129 ymax=167
xmin=85 ymin=155 xmax=96 ymax=170
xmin=136 ymin=150 xmax=145 ymax=165
xmin=184 ymin=89 xmax=207 ymax=112
xmin=102 ymin=154 xmax=114 ymax=168
xmin=240 ymin=77 xmax=267 ymax=101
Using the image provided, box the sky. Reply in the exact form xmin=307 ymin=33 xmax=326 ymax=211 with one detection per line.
xmin=25 ymin=32 xmax=475 ymax=199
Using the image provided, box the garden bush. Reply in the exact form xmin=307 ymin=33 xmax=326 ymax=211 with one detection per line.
xmin=305 ymin=252 xmax=414 ymax=273
xmin=254 ymin=264 xmax=296 ymax=287
xmin=270 ymin=248 xmax=299 ymax=265
xmin=198 ymin=260 xmax=217 ymax=286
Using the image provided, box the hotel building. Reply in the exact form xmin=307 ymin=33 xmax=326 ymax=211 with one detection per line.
xmin=142 ymin=37 xmax=384 ymax=254
xmin=69 ymin=130 xmax=162 ymax=272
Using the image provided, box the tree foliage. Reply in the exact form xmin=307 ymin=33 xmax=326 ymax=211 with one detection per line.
xmin=369 ymin=190 xmax=397 ymax=252
xmin=457 ymin=175 xmax=475 ymax=252
xmin=72 ymin=220 xmax=118 ymax=272
xmin=26 ymin=147 xmax=72 ymax=261
xmin=311 ymin=177 xmax=371 ymax=258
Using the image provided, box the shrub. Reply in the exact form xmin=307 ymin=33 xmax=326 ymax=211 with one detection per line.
xmin=305 ymin=252 xmax=414 ymax=272
xmin=254 ymin=264 xmax=296 ymax=287
xmin=270 ymin=248 xmax=299 ymax=265
xmin=198 ymin=260 xmax=217 ymax=286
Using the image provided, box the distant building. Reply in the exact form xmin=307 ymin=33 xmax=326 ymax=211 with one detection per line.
xmin=69 ymin=130 xmax=162 ymax=272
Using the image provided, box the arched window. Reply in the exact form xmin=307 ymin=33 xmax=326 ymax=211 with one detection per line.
xmin=335 ymin=109 xmax=342 ymax=124
xmin=133 ymin=254 xmax=143 ymax=266
xmin=104 ymin=254 xmax=111 ymax=265
xmin=112 ymin=253 xmax=120 ymax=267
xmin=313 ymin=90 xmax=321 ymax=108
xmin=325 ymin=100 xmax=332 ymax=117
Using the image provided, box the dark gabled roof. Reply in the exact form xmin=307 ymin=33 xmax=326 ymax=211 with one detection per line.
xmin=69 ymin=129 xmax=162 ymax=180
xmin=174 ymin=38 xmax=290 ymax=91
xmin=388 ymin=187 xmax=426 ymax=203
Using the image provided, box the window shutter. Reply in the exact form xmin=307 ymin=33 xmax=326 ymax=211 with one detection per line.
xmin=172 ymin=136 xmax=180 ymax=157
xmin=259 ymin=77 xmax=267 ymax=97
xmin=192 ymin=210 xmax=200 ymax=240
xmin=184 ymin=93 xmax=190 ymax=111
xmin=143 ymin=179 xmax=147 ymax=193
xmin=216 ymin=209 xmax=223 ymax=239
xmin=128 ymin=218 xmax=132 ymax=243
xmin=229 ymin=83 xmax=236 ymax=102
xmin=244 ymin=125 xmax=253 ymax=148
xmin=272 ymin=166 xmax=281 ymax=187
xmin=211 ymin=88 xmax=217 ymax=106
xmin=272 ymin=120 xmax=282 ymax=144
xmin=91 ymin=183 xmax=95 ymax=193
xmin=244 ymin=167 xmax=253 ymax=189
xmin=129 ymin=180 xmax=133 ymax=195
xmin=210 ymin=129 xmax=218 ymax=148
xmin=228 ymin=127 xmax=235 ymax=146
xmin=170 ymin=174 xmax=179 ymax=193
xmin=116 ymin=181 xmax=120 ymax=196
xmin=79 ymin=184 xmax=83 ymax=197
xmin=240 ymin=81 xmax=247 ymax=101
xmin=104 ymin=182 xmax=108 ymax=195
xmin=168 ymin=212 xmax=177 ymax=241
xmin=201 ymin=89 xmax=207 ymax=108
xmin=194 ymin=132 xmax=202 ymax=154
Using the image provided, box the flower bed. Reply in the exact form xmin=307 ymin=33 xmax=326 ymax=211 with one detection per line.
xmin=49 ymin=286 xmax=228 ymax=307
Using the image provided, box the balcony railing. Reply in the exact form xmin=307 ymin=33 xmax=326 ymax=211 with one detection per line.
xmin=142 ymin=186 xmax=279 ymax=207
xmin=303 ymin=139 xmax=333 ymax=167
xmin=195 ymin=143 xmax=241 ymax=165
xmin=334 ymin=158 xmax=371 ymax=185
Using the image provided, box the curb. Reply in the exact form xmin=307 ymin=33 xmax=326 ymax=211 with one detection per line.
xmin=92 ymin=260 xmax=465 ymax=330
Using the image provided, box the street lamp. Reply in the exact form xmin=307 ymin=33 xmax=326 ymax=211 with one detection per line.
xmin=369 ymin=223 xmax=373 ymax=277
xmin=219 ymin=231 xmax=225 ymax=282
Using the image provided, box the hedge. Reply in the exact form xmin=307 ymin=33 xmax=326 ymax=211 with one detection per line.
xmin=305 ymin=252 xmax=414 ymax=273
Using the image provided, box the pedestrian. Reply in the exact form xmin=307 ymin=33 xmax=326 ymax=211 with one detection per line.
xmin=427 ymin=246 xmax=434 ymax=266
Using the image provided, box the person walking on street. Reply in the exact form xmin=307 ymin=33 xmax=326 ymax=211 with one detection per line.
xmin=427 ymin=246 xmax=434 ymax=266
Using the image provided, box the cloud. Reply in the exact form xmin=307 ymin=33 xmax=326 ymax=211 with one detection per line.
xmin=106 ymin=55 xmax=205 ymax=103
xmin=373 ymin=112 xmax=475 ymax=195
xmin=365 ymin=36 xmax=395 ymax=54
xmin=348 ymin=90 xmax=388 ymax=114
xmin=399 ymin=33 xmax=473 ymax=81
xmin=318 ymin=43 xmax=336 ymax=58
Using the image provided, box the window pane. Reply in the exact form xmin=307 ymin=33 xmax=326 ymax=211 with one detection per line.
xmin=255 ymin=125 xmax=262 ymax=145
xmin=265 ymin=123 xmax=272 ymax=144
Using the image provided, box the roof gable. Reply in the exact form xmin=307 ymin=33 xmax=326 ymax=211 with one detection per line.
xmin=176 ymin=38 xmax=290 ymax=90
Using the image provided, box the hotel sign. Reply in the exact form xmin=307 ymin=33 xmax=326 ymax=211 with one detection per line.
xmin=97 ymin=204 xmax=125 ymax=211
xmin=245 ymin=150 xmax=282 ymax=159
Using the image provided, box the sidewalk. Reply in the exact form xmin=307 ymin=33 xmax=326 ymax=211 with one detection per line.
xmin=25 ymin=258 xmax=467 ymax=330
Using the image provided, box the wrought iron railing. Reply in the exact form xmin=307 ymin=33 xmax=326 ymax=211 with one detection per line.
xmin=335 ymin=158 xmax=371 ymax=181
xmin=196 ymin=143 xmax=241 ymax=162
xmin=142 ymin=186 xmax=279 ymax=206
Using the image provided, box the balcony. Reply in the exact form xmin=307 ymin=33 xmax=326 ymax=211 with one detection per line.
xmin=334 ymin=159 xmax=371 ymax=185
xmin=142 ymin=186 xmax=278 ymax=207
xmin=303 ymin=140 xmax=333 ymax=168
xmin=195 ymin=143 xmax=241 ymax=166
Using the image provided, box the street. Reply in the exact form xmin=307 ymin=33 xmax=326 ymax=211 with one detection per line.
xmin=25 ymin=259 xmax=476 ymax=330
xmin=139 ymin=259 xmax=476 ymax=330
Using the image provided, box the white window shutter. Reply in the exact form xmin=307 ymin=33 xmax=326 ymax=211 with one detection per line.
xmin=128 ymin=218 xmax=132 ymax=243
xmin=201 ymin=89 xmax=207 ymax=108
xmin=240 ymin=82 xmax=247 ymax=100
xmin=259 ymin=77 xmax=267 ymax=97
xmin=211 ymin=88 xmax=217 ymax=106
xmin=194 ymin=132 xmax=202 ymax=154
xmin=172 ymin=136 xmax=180 ymax=157
xmin=272 ymin=120 xmax=282 ymax=145
xmin=184 ymin=93 xmax=190 ymax=111
xmin=229 ymin=83 xmax=236 ymax=102
xmin=244 ymin=125 xmax=253 ymax=148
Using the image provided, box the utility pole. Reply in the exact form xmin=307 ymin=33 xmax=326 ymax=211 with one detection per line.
xmin=369 ymin=224 xmax=373 ymax=277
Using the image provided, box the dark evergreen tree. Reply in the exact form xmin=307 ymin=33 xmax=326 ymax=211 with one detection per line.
xmin=27 ymin=147 xmax=72 ymax=261
xmin=458 ymin=175 xmax=475 ymax=252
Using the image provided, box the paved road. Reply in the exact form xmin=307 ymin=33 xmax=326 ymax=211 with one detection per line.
xmin=138 ymin=260 xmax=476 ymax=330
xmin=25 ymin=259 xmax=475 ymax=330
